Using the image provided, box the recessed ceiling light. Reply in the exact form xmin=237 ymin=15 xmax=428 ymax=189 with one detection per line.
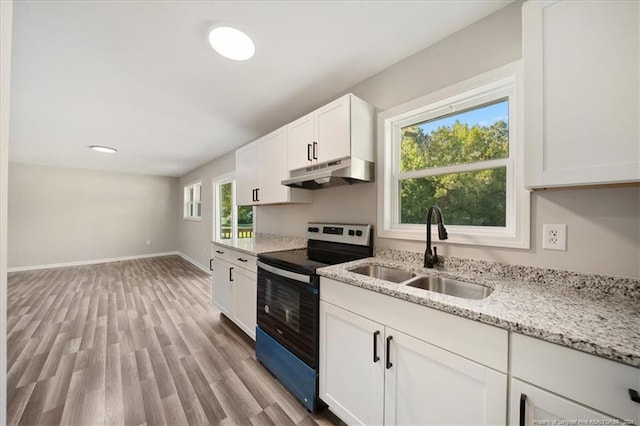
xmin=90 ymin=145 xmax=117 ymax=154
xmin=208 ymin=25 xmax=255 ymax=61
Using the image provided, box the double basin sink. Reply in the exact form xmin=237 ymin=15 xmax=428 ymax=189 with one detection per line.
xmin=348 ymin=264 xmax=493 ymax=300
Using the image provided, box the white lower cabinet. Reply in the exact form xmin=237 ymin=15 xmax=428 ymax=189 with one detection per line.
xmin=232 ymin=266 xmax=257 ymax=339
xmin=212 ymin=256 xmax=233 ymax=316
xmin=510 ymin=379 xmax=615 ymax=426
xmin=211 ymin=244 xmax=258 ymax=340
xmin=385 ymin=327 xmax=506 ymax=426
xmin=511 ymin=333 xmax=640 ymax=425
xmin=320 ymin=300 xmax=507 ymax=425
xmin=320 ymin=301 xmax=384 ymax=425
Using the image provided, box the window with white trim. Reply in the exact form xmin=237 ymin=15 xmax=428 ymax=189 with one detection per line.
xmin=183 ymin=181 xmax=202 ymax=220
xmin=213 ymin=175 xmax=254 ymax=242
xmin=378 ymin=62 xmax=530 ymax=248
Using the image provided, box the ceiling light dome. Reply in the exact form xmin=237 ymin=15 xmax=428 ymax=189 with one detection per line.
xmin=90 ymin=145 xmax=117 ymax=154
xmin=208 ymin=25 xmax=255 ymax=61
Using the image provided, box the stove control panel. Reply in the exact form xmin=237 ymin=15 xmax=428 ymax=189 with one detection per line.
xmin=306 ymin=222 xmax=372 ymax=246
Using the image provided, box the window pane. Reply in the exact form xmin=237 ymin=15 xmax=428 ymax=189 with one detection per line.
xmin=401 ymin=100 xmax=509 ymax=172
xmin=237 ymin=206 xmax=253 ymax=239
xmin=399 ymin=167 xmax=506 ymax=227
xmin=219 ymin=183 xmax=232 ymax=240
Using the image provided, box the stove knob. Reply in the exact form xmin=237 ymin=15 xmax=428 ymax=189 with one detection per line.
xmin=356 ymin=230 xmax=363 ymax=237
xmin=307 ymin=227 xmax=313 ymax=232
xmin=348 ymin=230 xmax=355 ymax=236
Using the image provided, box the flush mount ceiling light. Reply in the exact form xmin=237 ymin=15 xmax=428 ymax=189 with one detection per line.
xmin=208 ymin=25 xmax=255 ymax=61
xmin=90 ymin=145 xmax=117 ymax=154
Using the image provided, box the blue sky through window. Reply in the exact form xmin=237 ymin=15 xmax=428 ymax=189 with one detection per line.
xmin=417 ymin=100 xmax=508 ymax=135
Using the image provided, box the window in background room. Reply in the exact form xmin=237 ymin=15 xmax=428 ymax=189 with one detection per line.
xmin=378 ymin=62 xmax=530 ymax=248
xmin=183 ymin=181 xmax=202 ymax=220
xmin=214 ymin=176 xmax=254 ymax=241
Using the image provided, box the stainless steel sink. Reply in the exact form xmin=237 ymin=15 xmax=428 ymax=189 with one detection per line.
xmin=349 ymin=265 xmax=416 ymax=283
xmin=404 ymin=276 xmax=493 ymax=300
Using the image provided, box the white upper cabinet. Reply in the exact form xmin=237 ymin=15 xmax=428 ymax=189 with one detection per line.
xmin=314 ymin=95 xmax=351 ymax=163
xmin=235 ymin=126 xmax=312 ymax=206
xmin=523 ymin=0 xmax=640 ymax=188
xmin=287 ymin=94 xmax=374 ymax=171
xmin=235 ymin=141 xmax=259 ymax=206
xmin=287 ymin=112 xmax=315 ymax=171
xmin=257 ymin=127 xmax=289 ymax=205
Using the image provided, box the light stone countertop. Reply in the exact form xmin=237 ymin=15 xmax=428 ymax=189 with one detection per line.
xmin=212 ymin=233 xmax=306 ymax=256
xmin=317 ymin=254 xmax=640 ymax=368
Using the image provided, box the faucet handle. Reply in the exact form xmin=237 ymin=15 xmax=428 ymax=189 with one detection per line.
xmin=433 ymin=246 xmax=438 ymax=265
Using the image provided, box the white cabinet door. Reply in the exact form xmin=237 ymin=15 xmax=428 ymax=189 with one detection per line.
xmin=287 ymin=112 xmax=315 ymax=171
xmin=319 ymin=301 xmax=384 ymax=426
xmin=510 ymin=379 xmax=616 ymax=426
xmin=315 ymin=94 xmax=351 ymax=163
xmin=232 ymin=267 xmax=257 ymax=340
xmin=235 ymin=142 xmax=259 ymax=206
xmin=258 ymin=127 xmax=288 ymax=204
xmin=384 ymin=327 xmax=507 ymax=426
xmin=212 ymin=257 xmax=233 ymax=316
xmin=524 ymin=0 xmax=640 ymax=187
xmin=511 ymin=333 xmax=640 ymax=423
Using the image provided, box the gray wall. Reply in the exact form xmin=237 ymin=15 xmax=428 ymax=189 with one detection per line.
xmin=178 ymin=152 xmax=235 ymax=268
xmin=0 ymin=1 xmax=13 ymax=422
xmin=255 ymin=2 xmax=640 ymax=279
xmin=8 ymin=162 xmax=179 ymax=268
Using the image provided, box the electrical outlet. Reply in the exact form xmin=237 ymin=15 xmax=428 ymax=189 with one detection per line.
xmin=542 ymin=224 xmax=567 ymax=251
xmin=146 ymin=239 xmax=151 ymax=246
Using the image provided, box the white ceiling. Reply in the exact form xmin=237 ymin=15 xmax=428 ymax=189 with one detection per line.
xmin=9 ymin=0 xmax=512 ymax=177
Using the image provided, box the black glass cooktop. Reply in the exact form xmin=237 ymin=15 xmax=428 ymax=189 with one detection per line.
xmin=257 ymin=250 xmax=330 ymax=276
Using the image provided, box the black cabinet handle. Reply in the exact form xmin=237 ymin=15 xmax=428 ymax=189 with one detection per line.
xmin=373 ymin=331 xmax=380 ymax=363
xmin=519 ymin=393 xmax=527 ymax=426
xmin=385 ymin=336 xmax=393 ymax=369
xmin=312 ymin=142 xmax=318 ymax=160
xmin=630 ymin=388 xmax=640 ymax=403
xmin=209 ymin=258 xmax=214 ymax=271
xmin=307 ymin=143 xmax=312 ymax=161
xmin=215 ymin=250 xmax=224 ymax=254
xmin=255 ymin=188 xmax=259 ymax=202
xmin=252 ymin=189 xmax=256 ymax=202
xmin=229 ymin=267 xmax=234 ymax=282
xmin=237 ymin=258 xmax=248 ymax=263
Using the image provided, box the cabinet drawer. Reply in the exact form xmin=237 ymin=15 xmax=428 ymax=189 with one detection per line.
xmin=512 ymin=333 xmax=640 ymax=423
xmin=212 ymin=245 xmax=257 ymax=273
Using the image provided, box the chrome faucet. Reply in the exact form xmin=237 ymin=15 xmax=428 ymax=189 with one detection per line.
xmin=424 ymin=206 xmax=448 ymax=268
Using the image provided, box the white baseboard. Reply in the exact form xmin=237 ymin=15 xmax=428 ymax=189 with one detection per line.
xmin=178 ymin=252 xmax=213 ymax=274
xmin=7 ymin=251 xmax=180 ymax=272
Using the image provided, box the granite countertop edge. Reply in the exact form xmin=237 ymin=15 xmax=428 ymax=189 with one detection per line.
xmin=211 ymin=234 xmax=307 ymax=256
xmin=317 ymin=257 xmax=640 ymax=368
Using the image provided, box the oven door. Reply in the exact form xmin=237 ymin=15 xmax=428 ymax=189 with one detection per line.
xmin=256 ymin=260 xmax=319 ymax=368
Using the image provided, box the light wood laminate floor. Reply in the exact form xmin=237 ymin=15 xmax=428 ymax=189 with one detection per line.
xmin=7 ymin=255 xmax=339 ymax=426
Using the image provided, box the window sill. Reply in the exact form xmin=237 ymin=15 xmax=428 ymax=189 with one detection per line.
xmin=183 ymin=217 xmax=202 ymax=222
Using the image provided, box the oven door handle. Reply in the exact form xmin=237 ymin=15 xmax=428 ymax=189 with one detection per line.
xmin=257 ymin=261 xmax=311 ymax=284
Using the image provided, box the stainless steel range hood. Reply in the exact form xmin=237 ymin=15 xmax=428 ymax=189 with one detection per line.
xmin=281 ymin=157 xmax=374 ymax=190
